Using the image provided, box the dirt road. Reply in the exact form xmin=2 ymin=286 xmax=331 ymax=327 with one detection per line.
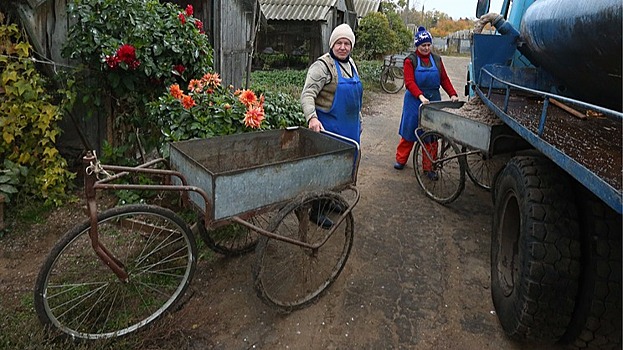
xmin=0 ymin=56 xmax=563 ymax=349
xmin=160 ymin=56 xmax=559 ymax=349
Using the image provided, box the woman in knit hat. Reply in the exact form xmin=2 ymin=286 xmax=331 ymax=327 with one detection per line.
xmin=393 ymin=26 xmax=459 ymax=180
xmin=301 ymin=23 xmax=362 ymax=142
xmin=301 ymin=23 xmax=363 ymax=228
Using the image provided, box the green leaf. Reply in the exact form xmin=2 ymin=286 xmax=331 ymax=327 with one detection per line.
xmin=0 ymin=184 xmax=18 ymax=194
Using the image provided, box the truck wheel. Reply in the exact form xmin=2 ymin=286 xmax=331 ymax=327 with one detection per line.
xmin=491 ymin=156 xmax=581 ymax=343
xmin=561 ymin=188 xmax=622 ymax=349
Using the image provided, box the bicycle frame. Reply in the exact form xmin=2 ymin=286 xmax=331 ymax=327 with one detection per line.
xmin=414 ymin=127 xmax=478 ymax=166
xmin=81 ymin=149 xmax=361 ymax=281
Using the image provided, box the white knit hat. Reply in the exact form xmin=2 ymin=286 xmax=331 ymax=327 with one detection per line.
xmin=329 ymin=23 xmax=355 ymax=48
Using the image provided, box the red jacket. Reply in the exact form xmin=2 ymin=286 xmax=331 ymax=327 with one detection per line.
xmin=404 ymin=51 xmax=457 ymax=98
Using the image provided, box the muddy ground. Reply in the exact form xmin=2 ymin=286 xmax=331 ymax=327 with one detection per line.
xmin=0 ymin=56 xmax=565 ymax=349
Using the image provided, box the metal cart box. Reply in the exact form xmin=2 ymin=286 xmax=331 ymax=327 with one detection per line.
xmin=420 ymin=101 xmax=517 ymax=154
xmin=169 ymin=128 xmax=356 ymax=221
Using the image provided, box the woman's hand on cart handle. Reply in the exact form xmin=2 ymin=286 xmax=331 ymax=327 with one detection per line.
xmin=419 ymin=95 xmax=430 ymax=104
xmin=308 ymin=116 xmax=324 ymax=132
xmin=450 ymin=95 xmax=459 ymax=102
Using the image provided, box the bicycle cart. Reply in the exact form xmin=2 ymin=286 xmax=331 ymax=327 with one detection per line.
xmin=34 ymin=127 xmax=360 ymax=340
xmin=413 ymin=101 xmax=523 ymax=204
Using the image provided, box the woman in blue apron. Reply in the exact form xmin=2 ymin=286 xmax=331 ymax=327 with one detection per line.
xmin=301 ymin=23 xmax=363 ymax=228
xmin=393 ymin=27 xmax=459 ymax=179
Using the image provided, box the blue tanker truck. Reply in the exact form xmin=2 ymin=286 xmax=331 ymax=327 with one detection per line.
xmin=418 ymin=0 xmax=621 ymax=348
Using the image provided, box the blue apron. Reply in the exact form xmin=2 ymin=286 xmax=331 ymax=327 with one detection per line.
xmin=317 ymin=59 xmax=363 ymax=144
xmin=398 ymin=55 xmax=442 ymax=142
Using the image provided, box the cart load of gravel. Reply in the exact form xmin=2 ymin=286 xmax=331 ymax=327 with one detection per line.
xmin=443 ymin=96 xmax=504 ymax=125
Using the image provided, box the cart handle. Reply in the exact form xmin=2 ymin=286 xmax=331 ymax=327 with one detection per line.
xmin=319 ymin=129 xmax=361 ymax=185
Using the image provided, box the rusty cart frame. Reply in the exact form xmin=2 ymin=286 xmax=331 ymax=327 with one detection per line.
xmin=413 ymin=73 xmax=622 ymax=210
xmin=33 ymin=127 xmax=361 ymax=340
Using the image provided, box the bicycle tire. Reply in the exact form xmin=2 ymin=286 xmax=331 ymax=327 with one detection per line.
xmin=462 ymin=146 xmax=509 ymax=191
xmin=413 ymin=131 xmax=465 ymax=204
xmin=380 ymin=66 xmax=404 ymax=94
xmin=253 ymin=191 xmax=354 ymax=313
xmin=197 ymin=210 xmax=274 ymax=256
xmin=34 ymin=204 xmax=197 ymax=340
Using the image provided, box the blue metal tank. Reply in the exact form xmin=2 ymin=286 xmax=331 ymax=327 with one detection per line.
xmin=519 ymin=0 xmax=622 ymax=111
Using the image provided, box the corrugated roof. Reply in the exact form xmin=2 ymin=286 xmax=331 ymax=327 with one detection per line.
xmin=354 ymin=0 xmax=380 ymax=18
xmin=259 ymin=0 xmax=336 ymax=21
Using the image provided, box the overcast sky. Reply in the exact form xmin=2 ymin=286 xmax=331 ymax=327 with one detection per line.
xmin=407 ymin=0 xmax=504 ymax=20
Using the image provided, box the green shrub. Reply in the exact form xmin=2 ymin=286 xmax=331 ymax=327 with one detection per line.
xmin=250 ymin=69 xmax=306 ymax=97
xmin=354 ymin=12 xmax=399 ymax=60
xmin=63 ymin=0 xmax=214 ymax=157
xmin=0 ymin=17 xmax=75 ymax=206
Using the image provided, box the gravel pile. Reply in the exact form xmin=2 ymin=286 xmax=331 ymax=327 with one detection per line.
xmin=442 ymin=96 xmax=504 ymax=125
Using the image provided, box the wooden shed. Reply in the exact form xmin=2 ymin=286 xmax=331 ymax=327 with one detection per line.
xmin=168 ymin=0 xmax=262 ymax=88
xmin=257 ymin=0 xmax=358 ymax=66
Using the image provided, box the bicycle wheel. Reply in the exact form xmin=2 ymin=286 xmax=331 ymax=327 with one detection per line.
xmin=253 ymin=191 xmax=354 ymax=313
xmin=380 ymin=65 xmax=404 ymax=94
xmin=197 ymin=210 xmax=275 ymax=256
xmin=34 ymin=204 xmax=197 ymax=340
xmin=462 ymin=146 xmax=510 ymax=191
xmin=413 ymin=131 xmax=465 ymax=204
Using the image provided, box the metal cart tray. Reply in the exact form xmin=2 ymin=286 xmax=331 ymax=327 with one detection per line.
xmin=169 ymin=128 xmax=356 ymax=221
xmin=419 ymin=101 xmax=511 ymax=154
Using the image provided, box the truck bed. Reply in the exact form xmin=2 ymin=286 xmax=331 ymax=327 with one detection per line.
xmin=488 ymin=92 xmax=622 ymax=191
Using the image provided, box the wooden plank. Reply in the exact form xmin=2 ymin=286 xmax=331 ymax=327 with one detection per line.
xmin=548 ymin=98 xmax=587 ymax=120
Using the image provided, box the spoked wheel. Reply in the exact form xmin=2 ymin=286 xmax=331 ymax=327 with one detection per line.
xmin=413 ymin=131 xmax=465 ymax=204
xmin=462 ymin=146 xmax=510 ymax=191
xmin=380 ymin=65 xmax=404 ymax=94
xmin=197 ymin=209 xmax=276 ymax=256
xmin=34 ymin=204 xmax=197 ymax=340
xmin=253 ymin=191 xmax=354 ymax=313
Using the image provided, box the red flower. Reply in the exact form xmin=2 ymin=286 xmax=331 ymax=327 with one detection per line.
xmin=128 ymin=59 xmax=141 ymax=70
xmin=105 ymin=55 xmax=120 ymax=69
xmin=185 ymin=4 xmax=193 ymax=16
xmin=178 ymin=12 xmax=186 ymax=24
xmin=116 ymin=44 xmax=137 ymax=65
xmin=173 ymin=64 xmax=186 ymax=74
xmin=195 ymin=20 xmax=204 ymax=33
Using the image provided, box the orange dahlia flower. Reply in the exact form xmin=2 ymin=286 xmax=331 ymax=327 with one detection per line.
xmin=169 ymin=84 xmax=183 ymax=99
xmin=244 ymin=106 xmax=265 ymax=129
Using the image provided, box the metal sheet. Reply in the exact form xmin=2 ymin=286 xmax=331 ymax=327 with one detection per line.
xmin=169 ymin=128 xmax=356 ymax=221
xmin=420 ymin=102 xmax=494 ymax=152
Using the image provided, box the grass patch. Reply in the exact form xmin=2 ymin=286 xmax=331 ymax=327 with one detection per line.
xmin=249 ymin=59 xmax=385 ymax=102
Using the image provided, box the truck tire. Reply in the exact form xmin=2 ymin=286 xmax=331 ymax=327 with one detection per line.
xmin=561 ymin=188 xmax=622 ymax=349
xmin=491 ymin=156 xmax=582 ymax=343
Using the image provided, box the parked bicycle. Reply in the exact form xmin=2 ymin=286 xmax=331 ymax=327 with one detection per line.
xmin=380 ymin=53 xmax=407 ymax=94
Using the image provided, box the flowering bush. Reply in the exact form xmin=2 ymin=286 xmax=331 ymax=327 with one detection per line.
xmin=63 ymin=0 xmax=213 ymax=156
xmin=150 ymin=73 xmax=270 ymax=141
xmin=63 ymin=0 xmax=306 ymax=160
